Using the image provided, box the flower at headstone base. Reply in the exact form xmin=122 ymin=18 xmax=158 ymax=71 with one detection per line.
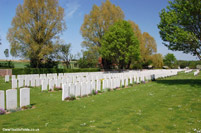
xmin=0 ymin=108 xmax=6 ymax=115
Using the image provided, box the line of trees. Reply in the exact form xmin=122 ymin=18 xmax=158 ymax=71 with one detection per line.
xmin=5 ymin=0 xmax=200 ymax=69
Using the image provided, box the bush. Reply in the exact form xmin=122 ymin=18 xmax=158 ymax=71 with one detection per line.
xmin=65 ymin=95 xmax=76 ymax=101
xmin=12 ymin=68 xmax=100 ymax=75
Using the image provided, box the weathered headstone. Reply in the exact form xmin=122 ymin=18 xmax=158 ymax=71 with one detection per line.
xmin=6 ymin=89 xmax=17 ymax=110
xmin=20 ymin=88 xmax=30 ymax=107
xmin=0 ymin=90 xmax=5 ymax=110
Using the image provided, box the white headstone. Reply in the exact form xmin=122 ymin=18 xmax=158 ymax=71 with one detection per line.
xmin=35 ymin=79 xmax=41 ymax=87
xmin=97 ymin=80 xmax=101 ymax=91
xmin=75 ymin=83 xmax=81 ymax=97
xmin=62 ymin=84 xmax=69 ymax=101
xmin=6 ymin=89 xmax=17 ymax=110
xmin=81 ymin=82 xmax=86 ymax=96
xmin=49 ymin=79 xmax=54 ymax=91
xmin=18 ymin=79 xmax=24 ymax=88
xmin=25 ymin=79 xmax=30 ymax=87
xmin=69 ymin=84 xmax=75 ymax=96
xmin=41 ymin=80 xmax=48 ymax=91
xmin=0 ymin=90 xmax=5 ymax=110
xmin=20 ymin=88 xmax=30 ymax=107
xmin=5 ymin=75 xmax=9 ymax=82
xmin=121 ymin=78 xmax=124 ymax=86
xmin=31 ymin=79 xmax=35 ymax=87
xmin=12 ymin=79 xmax=18 ymax=89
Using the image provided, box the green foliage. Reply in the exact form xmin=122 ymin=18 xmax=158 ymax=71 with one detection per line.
xmin=7 ymin=0 xmax=66 ymax=68
xmin=12 ymin=68 xmax=100 ymax=75
xmin=4 ymin=49 xmax=9 ymax=58
xmin=158 ymin=0 xmax=201 ymax=60
xmin=54 ymin=43 xmax=71 ymax=68
xmin=77 ymin=50 xmax=99 ymax=68
xmin=177 ymin=60 xmax=201 ymax=69
xmin=163 ymin=53 xmax=177 ymax=68
xmin=80 ymin=0 xmax=125 ymax=69
xmin=100 ymin=20 xmax=140 ymax=69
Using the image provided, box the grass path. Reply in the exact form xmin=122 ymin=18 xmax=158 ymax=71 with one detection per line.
xmin=0 ymin=72 xmax=201 ymax=132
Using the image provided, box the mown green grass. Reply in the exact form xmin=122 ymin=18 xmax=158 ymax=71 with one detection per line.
xmin=0 ymin=72 xmax=200 ymax=132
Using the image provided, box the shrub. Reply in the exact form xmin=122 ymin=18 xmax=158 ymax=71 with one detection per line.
xmin=54 ymin=87 xmax=62 ymax=91
xmin=12 ymin=68 xmax=100 ymax=75
xmin=128 ymin=83 xmax=133 ymax=86
xmin=21 ymin=105 xmax=33 ymax=110
xmin=92 ymin=90 xmax=97 ymax=95
xmin=65 ymin=95 xmax=76 ymax=101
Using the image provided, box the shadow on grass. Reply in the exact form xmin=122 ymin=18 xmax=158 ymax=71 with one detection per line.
xmin=155 ymin=79 xmax=201 ymax=87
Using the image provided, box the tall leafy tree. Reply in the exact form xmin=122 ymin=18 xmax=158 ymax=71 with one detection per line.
xmin=7 ymin=0 xmax=66 ymax=68
xmin=100 ymin=20 xmax=140 ymax=69
xmin=54 ymin=43 xmax=71 ymax=68
xmin=158 ymin=0 xmax=201 ymax=60
xmin=164 ymin=53 xmax=177 ymax=68
xmin=128 ymin=20 xmax=157 ymax=67
xmin=80 ymin=0 xmax=124 ymax=68
xmin=150 ymin=54 xmax=164 ymax=68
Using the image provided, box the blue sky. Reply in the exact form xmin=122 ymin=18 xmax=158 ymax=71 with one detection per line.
xmin=0 ymin=0 xmax=198 ymax=60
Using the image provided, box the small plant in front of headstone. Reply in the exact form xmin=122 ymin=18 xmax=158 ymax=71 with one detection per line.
xmin=128 ymin=83 xmax=133 ymax=87
xmin=92 ymin=90 xmax=97 ymax=95
xmin=21 ymin=105 xmax=33 ymax=110
xmin=106 ymin=88 xmax=111 ymax=92
xmin=0 ymin=108 xmax=6 ymax=115
xmin=54 ymin=87 xmax=62 ymax=91
xmin=65 ymin=95 xmax=76 ymax=101
xmin=121 ymin=85 xmax=125 ymax=88
xmin=98 ymin=90 xmax=103 ymax=93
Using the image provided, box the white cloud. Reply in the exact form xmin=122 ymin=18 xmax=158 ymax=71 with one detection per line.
xmin=65 ymin=1 xmax=80 ymax=18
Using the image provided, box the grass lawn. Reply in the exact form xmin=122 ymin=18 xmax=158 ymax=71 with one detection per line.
xmin=0 ymin=72 xmax=200 ymax=132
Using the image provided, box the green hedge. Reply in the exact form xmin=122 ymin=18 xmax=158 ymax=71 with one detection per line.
xmin=12 ymin=68 xmax=100 ymax=75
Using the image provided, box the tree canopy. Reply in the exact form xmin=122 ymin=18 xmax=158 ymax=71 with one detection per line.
xmin=128 ymin=20 xmax=158 ymax=68
xmin=158 ymin=0 xmax=201 ymax=60
xmin=81 ymin=0 xmax=124 ymax=49
xmin=80 ymin=0 xmax=124 ymax=68
xmin=100 ymin=20 xmax=140 ymax=69
xmin=164 ymin=53 xmax=177 ymax=68
xmin=7 ymin=0 xmax=66 ymax=68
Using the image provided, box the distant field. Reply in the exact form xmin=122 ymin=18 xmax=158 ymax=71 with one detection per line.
xmin=0 ymin=72 xmax=200 ymax=132
xmin=0 ymin=60 xmax=29 ymax=68
xmin=0 ymin=60 xmax=77 ymax=69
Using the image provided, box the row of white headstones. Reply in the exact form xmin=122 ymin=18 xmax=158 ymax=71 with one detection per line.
xmin=4 ymin=69 xmax=183 ymax=103
xmin=0 ymin=88 xmax=30 ymax=110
